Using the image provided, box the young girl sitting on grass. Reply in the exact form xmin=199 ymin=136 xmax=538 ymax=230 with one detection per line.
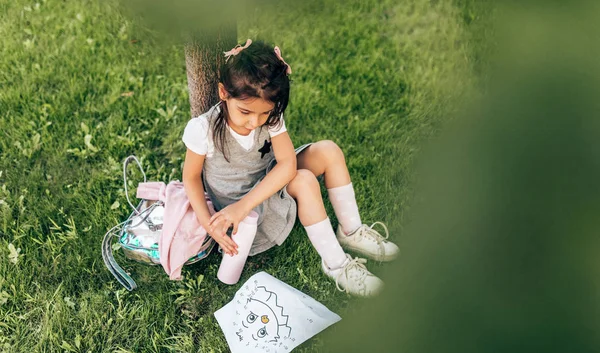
xmin=182 ymin=39 xmax=399 ymax=297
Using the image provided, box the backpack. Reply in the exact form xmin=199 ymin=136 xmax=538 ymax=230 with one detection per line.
xmin=101 ymin=155 xmax=215 ymax=291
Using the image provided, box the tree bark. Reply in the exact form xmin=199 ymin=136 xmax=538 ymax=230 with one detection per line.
xmin=184 ymin=23 xmax=237 ymax=117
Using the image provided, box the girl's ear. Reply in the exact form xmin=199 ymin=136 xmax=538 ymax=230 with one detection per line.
xmin=218 ymin=83 xmax=229 ymax=101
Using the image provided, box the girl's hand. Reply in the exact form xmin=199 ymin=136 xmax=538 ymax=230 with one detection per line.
xmin=209 ymin=228 xmax=238 ymax=256
xmin=209 ymin=201 xmax=251 ymax=239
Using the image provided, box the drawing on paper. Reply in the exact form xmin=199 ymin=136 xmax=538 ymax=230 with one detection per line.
xmin=235 ymin=285 xmax=292 ymax=344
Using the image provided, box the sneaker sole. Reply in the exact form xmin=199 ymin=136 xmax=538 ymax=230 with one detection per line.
xmin=337 ymin=242 xmax=399 ymax=262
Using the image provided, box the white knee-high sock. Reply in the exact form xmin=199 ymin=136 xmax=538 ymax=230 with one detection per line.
xmin=304 ymin=218 xmax=347 ymax=269
xmin=327 ymin=183 xmax=362 ymax=235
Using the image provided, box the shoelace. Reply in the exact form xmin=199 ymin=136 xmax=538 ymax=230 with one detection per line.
xmin=335 ymin=256 xmax=369 ymax=293
xmin=354 ymin=222 xmax=390 ymax=258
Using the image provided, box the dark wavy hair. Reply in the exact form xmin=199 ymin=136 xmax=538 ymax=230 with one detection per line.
xmin=213 ymin=40 xmax=291 ymax=162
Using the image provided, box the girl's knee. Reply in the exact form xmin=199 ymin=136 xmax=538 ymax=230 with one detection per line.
xmin=293 ymin=169 xmax=319 ymax=186
xmin=313 ymin=140 xmax=345 ymax=163
xmin=288 ymin=169 xmax=320 ymax=195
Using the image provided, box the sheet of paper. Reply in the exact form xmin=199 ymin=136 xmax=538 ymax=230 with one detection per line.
xmin=214 ymin=271 xmax=341 ymax=352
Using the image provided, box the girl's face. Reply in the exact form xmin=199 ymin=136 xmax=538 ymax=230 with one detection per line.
xmin=219 ymin=83 xmax=275 ymax=136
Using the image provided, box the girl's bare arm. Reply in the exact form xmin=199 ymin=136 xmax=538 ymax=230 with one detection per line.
xmin=238 ymin=131 xmax=297 ymax=211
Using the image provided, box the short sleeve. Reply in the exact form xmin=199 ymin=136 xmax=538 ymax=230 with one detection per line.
xmin=182 ymin=117 xmax=209 ymax=155
xmin=268 ymin=115 xmax=287 ymax=138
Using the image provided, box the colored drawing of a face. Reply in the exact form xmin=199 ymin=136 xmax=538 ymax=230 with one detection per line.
xmin=241 ymin=299 xmax=279 ymax=343
xmin=234 ymin=286 xmax=292 ymax=345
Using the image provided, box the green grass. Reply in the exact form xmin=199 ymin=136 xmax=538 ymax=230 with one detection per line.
xmin=0 ymin=0 xmax=484 ymax=351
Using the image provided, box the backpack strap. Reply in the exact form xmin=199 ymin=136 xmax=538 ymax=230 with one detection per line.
xmin=123 ymin=155 xmax=147 ymax=215
xmin=102 ymin=221 xmax=137 ymax=291
xmin=101 ymin=155 xmax=148 ymax=291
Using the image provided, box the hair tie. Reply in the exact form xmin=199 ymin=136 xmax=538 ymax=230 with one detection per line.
xmin=274 ymin=46 xmax=292 ymax=75
xmin=223 ymin=39 xmax=252 ymax=62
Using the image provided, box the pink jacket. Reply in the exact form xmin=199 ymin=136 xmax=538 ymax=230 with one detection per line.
xmin=136 ymin=181 xmax=215 ymax=280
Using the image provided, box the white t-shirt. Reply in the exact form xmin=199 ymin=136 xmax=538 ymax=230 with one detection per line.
xmin=182 ymin=112 xmax=287 ymax=158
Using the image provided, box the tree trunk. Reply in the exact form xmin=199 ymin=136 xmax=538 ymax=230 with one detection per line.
xmin=184 ymin=23 xmax=237 ymax=117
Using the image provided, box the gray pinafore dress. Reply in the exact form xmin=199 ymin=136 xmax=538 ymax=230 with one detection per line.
xmin=202 ymin=104 xmax=310 ymax=255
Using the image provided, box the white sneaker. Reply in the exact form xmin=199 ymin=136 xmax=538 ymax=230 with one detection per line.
xmin=336 ymin=222 xmax=399 ymax=262
xmin=321 ymin=254 xmax=384 ymax=297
